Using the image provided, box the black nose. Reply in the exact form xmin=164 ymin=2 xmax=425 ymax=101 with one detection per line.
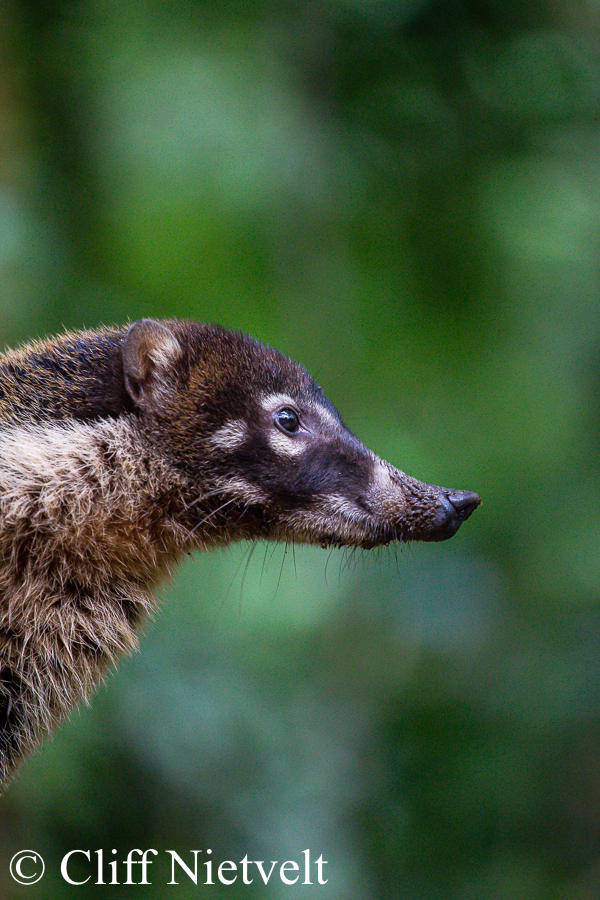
xmin=425 ymin=489 xmax=482 ymax=541
xmin=447 ymin=490 xmax=482 ymax=521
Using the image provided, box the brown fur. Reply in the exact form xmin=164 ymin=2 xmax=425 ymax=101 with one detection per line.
xmin=0 ymin=416 xmax=193 ymax=786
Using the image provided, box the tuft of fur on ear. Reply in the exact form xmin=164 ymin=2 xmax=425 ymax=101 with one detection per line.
xmin=122 ymin=319 xmax=182 ymax=410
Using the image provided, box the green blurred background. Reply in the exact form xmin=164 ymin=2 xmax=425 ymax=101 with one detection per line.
xmin=1 ymin=0 xmax=599 ymax=897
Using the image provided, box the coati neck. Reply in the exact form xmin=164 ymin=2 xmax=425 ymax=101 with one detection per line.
xmin=0 ymin=413 xmax=196 ymax=786
xmin=0 ymin=416 xmax=193 ymax=586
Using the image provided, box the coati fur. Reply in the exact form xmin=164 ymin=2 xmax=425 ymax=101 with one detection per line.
xmin=0 ymin=318 xmax=480 ymax=789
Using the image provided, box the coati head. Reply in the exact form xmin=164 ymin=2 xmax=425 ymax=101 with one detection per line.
xmin=122 ymin=319 xmax=481 ymax=550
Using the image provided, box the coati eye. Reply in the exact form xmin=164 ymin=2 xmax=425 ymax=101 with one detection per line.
xmin=275 ymin=407 xmax=300 ymax=434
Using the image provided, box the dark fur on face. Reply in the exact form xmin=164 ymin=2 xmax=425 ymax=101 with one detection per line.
xmin=0 ymin=318 xmax=480 ymax=788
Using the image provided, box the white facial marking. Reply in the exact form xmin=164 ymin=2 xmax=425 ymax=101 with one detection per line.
xmin=373 ymin=458 xmax=395 ymax=490
xmin=260 ymin=393 xmax=298 ymax=413
xmin=261 ymin=392 xmax=344 ymax=458
xmin=262 ymin=394 xmax=339 ymax=429
xmin=277 ymin=496 xmax=371 ymax=546
xmin=214 ymin=476 xmax=268 ymax=505
xmin=324 ymin=494 xmax=363 ymax=520
xmin=208 ymin=420 xmax=247 ymax=451
xmin=316 ymin=406 xmax=340 ymax=430
xmin=369 ymin=458 xmax=408 ymax=518
xmin=267 ymin=431 xmax=306 ymax=457
xmin=261 ymin=392 xmax=305 ymax=457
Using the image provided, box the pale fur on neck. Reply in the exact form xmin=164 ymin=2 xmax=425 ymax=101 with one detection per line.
xmin=0 ymin=415 xmax=190 ymax=786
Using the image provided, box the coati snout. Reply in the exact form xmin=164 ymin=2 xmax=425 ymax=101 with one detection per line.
xmin=0 ymin=318 xmax=481 ymax=788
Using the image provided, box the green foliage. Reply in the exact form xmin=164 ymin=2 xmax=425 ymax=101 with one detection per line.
xmin=1 ymin=1 xmax=600 ymax=897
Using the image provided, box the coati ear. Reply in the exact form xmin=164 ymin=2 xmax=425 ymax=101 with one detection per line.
xmin=122 ymin=319 xmax=182 ymax=410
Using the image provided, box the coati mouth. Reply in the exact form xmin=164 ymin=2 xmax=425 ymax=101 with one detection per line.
xmin=272 ymin=486 xmax=481 ymax=551
xmin=360 ymin=490 xmax=481 ymax=548
xmin=336 ymin=479 xmax=482 ymax=548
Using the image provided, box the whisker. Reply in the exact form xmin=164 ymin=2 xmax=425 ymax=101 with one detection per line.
xmin=239 ymin=541 xmax=257 ymax=612
xmin=221 ymin=542 xmax=254 ymax=614
xmin=275 ymin=541 xmax=289 ymax=598
xmin=324 ymin=547 xmax=334 ymax=585
xmin=233 ymin=502 xmax=251 ymax=526
xmin=260 ymin=542 xmax=270 ymax=585
xmin=188 ymin=497 xmax=239 ymax=537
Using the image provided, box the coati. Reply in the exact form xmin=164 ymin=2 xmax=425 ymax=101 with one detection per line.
xmin=0 ymin=318 xmax=480 ymax=789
